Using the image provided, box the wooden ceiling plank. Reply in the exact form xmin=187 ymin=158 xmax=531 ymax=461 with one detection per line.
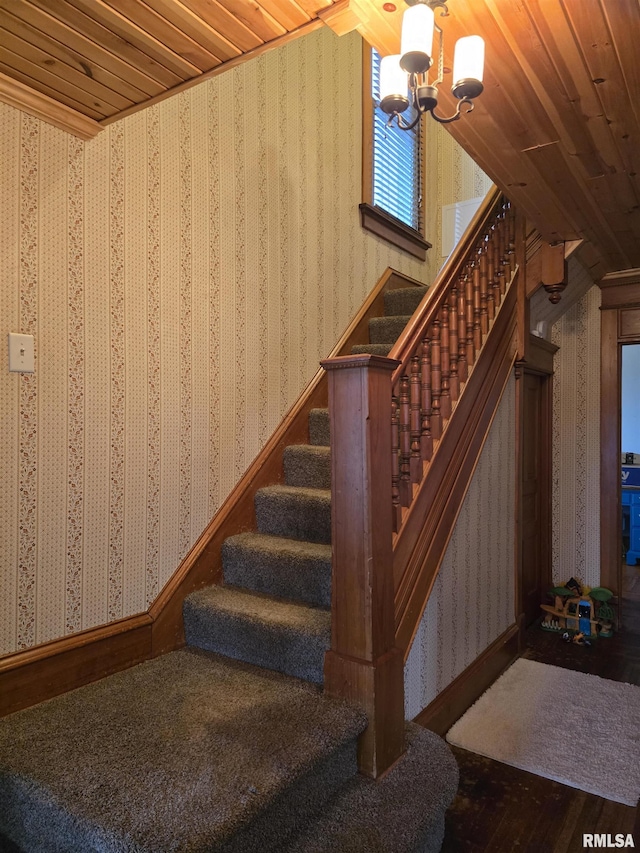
xmin=0 ymin=58 xmax=110 ymax=119
xmin=0 ymin=9 xmax=154 ymax=104
xmin=561 ymin=0 xmax=640 ymax=181
xmin=245 ymin=0 xmax=310 ymax=31
xmin=97 ymin=0 xmax=224 ymax=71
xmin=61 ymin=0 xmax=202 ymax=80
xmin=25 ymin=0 xmax=185 ymax=89
xmin=0 ymin=30 xmax=135 ymax=111
xmin=195 ymin=0 xmax=288 ymax=45
xmin=601 ymin=0 xmax=640 ymax=131
xmin=294 ymin=0 xmax=333 ymax=16
xmin=173 ymin=0 xmax=265 ymax=54
xmin=0 ymin=0 xmax=166 ymax=98
xmin=485 ymin=0 xmax=605 ymax=180
xmin=99 ymin=16 xmax=323 ymax=126
xmin=0 ymin=69 xmax=103 ymax=136
xmin=134 ymin=0 xmax=246 ymax=61
xmin=443 ymin=108 xmax=581 ymax=244
xmin=438 ymin=0 xmax=561 ymax=149
xmin=525 ymin=140 xmax=632 ymax=270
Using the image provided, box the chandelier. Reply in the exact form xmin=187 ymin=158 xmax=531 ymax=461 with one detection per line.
xmin=379 ymin=0 xmax=485 ymax=128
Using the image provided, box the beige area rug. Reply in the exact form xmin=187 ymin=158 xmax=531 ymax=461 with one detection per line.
xmin=446 ymin=658 xmax=640 ymax=806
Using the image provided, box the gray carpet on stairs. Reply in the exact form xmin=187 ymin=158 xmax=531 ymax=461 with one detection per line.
xmin=308 ymin=408 xmax=330 ymax=446
xmin=283 ymin=444 xmax=331 ymax=490
xmin=286 ymin=724 xmax=458 ymax=853
xmin=184 ymin=586 xmax=330 ymax=683
xmin=222 ymin=532 xmax=331 ymax=608
xmin=254 ymin=485 xmax=331 ymax=544
xmin=0 ymin=648 xmax=366 ymax=853
xmin=384 ymin=287 xmax=428 ymax=317
xmin=368 ymin=315 xmax=412 ymax=344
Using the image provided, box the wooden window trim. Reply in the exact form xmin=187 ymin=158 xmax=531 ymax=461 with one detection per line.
xmin=361 ymin=41 xmax=430 ymax=261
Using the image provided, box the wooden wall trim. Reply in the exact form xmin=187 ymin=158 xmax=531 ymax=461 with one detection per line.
xmin=0 ymin=71 xmax=102 ymax=140
xmin=394 ymin=278 xmax=518 ymax=656
xmin=0 ymin=614 xmax=152 ymax=717
xmin=600 ymin=307 xmax=623 ymax=599
xmin=413 ymin=621 xmax=521 ymax=736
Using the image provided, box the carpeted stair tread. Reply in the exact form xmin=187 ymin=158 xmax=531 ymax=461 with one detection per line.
xmin=255 ymin=485 xmax=331 ymax=544
xmin=284 ymin=444 xmax=331 ymax=489
xmin=384 ymin=286 xmax=428 ymax=317
xmin=223 ymin=532 xmax=331 ymax=607
xmin=350 ymin=343 xmax=393 ymax=356
xmin=0 ymin=648 xmax=367 ymax=853
xmin=308 ymin=408 xmax=330 ymax=447
xmin=368 ymin=315 xmax=412 ymax=344
xmin=184 ymin=585 xmax=331 ymax=683
xmin=285 ymin=724 xmax=459 ymax=853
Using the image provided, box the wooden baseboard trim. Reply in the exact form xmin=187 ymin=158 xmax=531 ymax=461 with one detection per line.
xmin=413 ymin=622 xmax=520 ymax=737
xmin=0 ymin=614 xmax=153 ymax=717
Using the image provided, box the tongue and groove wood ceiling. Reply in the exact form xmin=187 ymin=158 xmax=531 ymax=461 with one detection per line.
xmin=0 ymin=0 xmax=638 ymax=278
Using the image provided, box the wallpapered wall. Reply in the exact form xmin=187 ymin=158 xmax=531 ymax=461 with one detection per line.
xmin=0 ymin=27 xmax=491 ymax=656
xmin=551 ymin=284 xmax=602 ymax=588
xmin=404 ymin=375 xmax=516 ymax=719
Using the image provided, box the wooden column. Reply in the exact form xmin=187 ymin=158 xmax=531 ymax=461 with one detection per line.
xmin=321 ymin=354 xmax=405 ymax=779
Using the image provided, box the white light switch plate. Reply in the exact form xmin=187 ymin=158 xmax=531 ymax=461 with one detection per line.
xmin=8 ymin=333 xmax=35 ymax=373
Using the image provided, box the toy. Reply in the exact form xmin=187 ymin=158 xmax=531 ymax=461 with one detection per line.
xmin=540 ymin=581 xmax=614 ymax=639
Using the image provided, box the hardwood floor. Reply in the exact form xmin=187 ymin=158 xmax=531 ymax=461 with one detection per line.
xmin=440 ymin=586 xmax=640 ymax=853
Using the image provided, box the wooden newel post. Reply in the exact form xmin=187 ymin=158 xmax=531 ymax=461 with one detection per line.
xmin=320 ymin=354 xmax=406 ymax=779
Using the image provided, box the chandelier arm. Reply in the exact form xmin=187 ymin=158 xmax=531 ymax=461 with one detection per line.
xmin=429 ymin=97 xmax=475 ymax=125
xmin=392 ymin=110 xmax=423 ymax=132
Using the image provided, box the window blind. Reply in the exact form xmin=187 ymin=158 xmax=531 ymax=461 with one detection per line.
xmin=371 ymin=49 xmax=422 ymax=232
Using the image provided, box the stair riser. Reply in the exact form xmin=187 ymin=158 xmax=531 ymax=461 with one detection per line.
xmin=283 ymin=447 xmax=331 ymax=490
xmin=223 ymin=539 xmax=331 ymax=608
xmin=384 ymin=287 xmax=428 ymax=317
xmin=255 ymin=492 xmax=331 ymax=545
xmin=224 ymin=742 xmax=358 ymax=853
xmin=184 ymin=598 xmax=329 ymax=684
xmin=368 ymin=316 xmax=411 ymax=344
xmin=308 ymin=409 xmax=330 ymax=447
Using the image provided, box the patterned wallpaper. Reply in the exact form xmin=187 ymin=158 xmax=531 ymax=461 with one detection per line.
xmin=0 ymin=26 xmax=492 ymax=657
xmin=404 ymin=375 xmax=516 ymax=719
xmin=550 ymin=284 xmax=602 ymax=588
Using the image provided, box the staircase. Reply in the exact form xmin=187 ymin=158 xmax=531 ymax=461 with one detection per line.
xmin=0 ymin=283 xmax=458 ymax=852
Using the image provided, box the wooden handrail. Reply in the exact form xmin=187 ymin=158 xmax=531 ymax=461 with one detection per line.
xmin=323 ymin=186 xmax=522 ymax=778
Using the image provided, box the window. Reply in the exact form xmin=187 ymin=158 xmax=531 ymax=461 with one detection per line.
xmin=360 ymin=45 xmax=431 ymax=260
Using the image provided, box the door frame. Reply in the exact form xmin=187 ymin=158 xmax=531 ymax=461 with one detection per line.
xmin=599 ymin=269 xmax=640 ymax=606
xmin=515 ymin=335 xmax=556 ymax=629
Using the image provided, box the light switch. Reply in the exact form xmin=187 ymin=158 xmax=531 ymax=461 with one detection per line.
xmin=8 ymin=333 xmax=35 ymax=373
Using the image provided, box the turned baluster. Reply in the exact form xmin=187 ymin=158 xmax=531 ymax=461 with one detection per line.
xmin=420 ymin=335 xmax=433 ymax=461
xmin=472 ymin=255 xmax=482 ymax=354
xmin=499 ymin=204 xmax=512 ymax=282
xmin=439 ymin=303 xmax=451 ymax=422
xmin=465 ymin=265 xmax=475 ymax=370
xmin=493 ymin=223 xmax=506 ymax=300
xmin=391 ymin=396 xmax=401 ymax=533
xmin=507 ymin=201 xmax=516 ymax=274
xmin=410 ymin=356 xmax=422 ymax=484
xmin=430 ymin=316 xmax=442 ymax=440
xmin=489 ymin=220 xmax=503 ymax=306
xmin=398 ymin=374 xmax=412 ymax=506
xmin=449 ymin=283 xmax=460 ymax=403
xmin=457 ymin=276 xmax=468 ymax=383
xmin=479 ymin=241 xmax=489 ymax=334
xmin=485 ymin=227 xmax=497 ymax=310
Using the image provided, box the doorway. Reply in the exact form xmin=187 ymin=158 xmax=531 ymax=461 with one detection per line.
xmin=621 ymin=343 xmax=640 ymax=603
